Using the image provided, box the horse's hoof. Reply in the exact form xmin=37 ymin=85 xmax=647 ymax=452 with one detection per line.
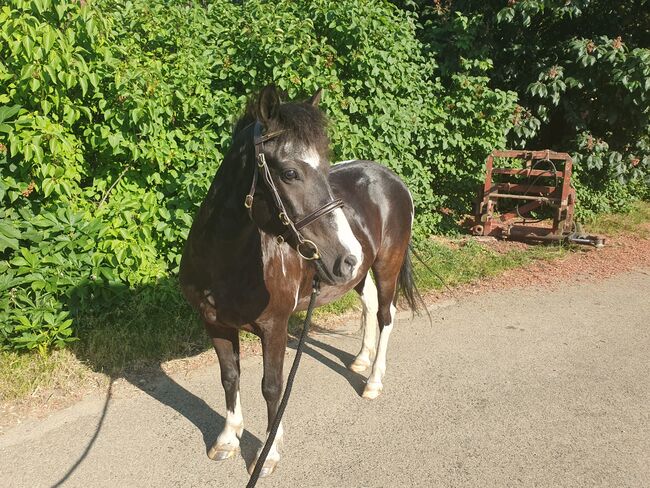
xmin=248 ymin=459 xmax=279 ymax=478
xmin=349 ymin=358 xmax=370 ymax=373
xmin=362 ymin=382 xmax=383 ymax=400
xmin=207 ymin=444 xmax=239 ymax=461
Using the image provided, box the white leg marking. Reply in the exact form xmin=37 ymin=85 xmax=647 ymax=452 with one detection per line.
xmin=332 ymin=208 xmax=363 ymax=275
xmin=350 ymin=274 xmax=379 ymax=373
xmin=266 ymin=421 xmax=284 ymax=463
xmin=250 ymin=421 xmax=284 ymax=477
xmin=363 ymin=304 xmax=396 ymax=400
xmin=209 ymin=392 xmax=243 ymax=460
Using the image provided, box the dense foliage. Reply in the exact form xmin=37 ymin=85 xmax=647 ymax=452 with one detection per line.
xmin=1 ymin=0 xmax=515 ymax=351
xmin=396 ymin=0 xmax=650 ymax=216
xmin=1 ymin=0 xmax=647 ymax=352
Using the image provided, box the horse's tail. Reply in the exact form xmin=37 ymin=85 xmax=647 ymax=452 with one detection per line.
xmin=396 ymin=243 xmax=426 ymax=315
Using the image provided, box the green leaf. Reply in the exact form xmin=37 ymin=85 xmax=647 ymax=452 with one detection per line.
xmin=22 ymin=36 xmax=34 ymax=58
xmin=0 ymin=105 xmax=21 ymax=124
xmin=43 ymin=29 xmax=56 ymax=53
xmin=0 ymin=234 xmax=19 ymax=252
xmin=79 ymin=77 xmax=88 ymax=97
xmin=42 ymin=178 xmax=55 ymax=197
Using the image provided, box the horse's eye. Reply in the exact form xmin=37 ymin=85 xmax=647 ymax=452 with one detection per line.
xmin=282 ymin=169 xmax=299 ymax=181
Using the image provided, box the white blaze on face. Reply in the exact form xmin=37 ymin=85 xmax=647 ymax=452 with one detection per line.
xmin=297 ymin=146 xmax=363 ymax=275
xmin=299 ymin=146 xmax=321 ymax=169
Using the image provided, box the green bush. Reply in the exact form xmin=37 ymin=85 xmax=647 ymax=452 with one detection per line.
xmin=0 ymin=0 xmax=516 ymax=351
xmin=397 ymin=0 xmax=650 ymax=221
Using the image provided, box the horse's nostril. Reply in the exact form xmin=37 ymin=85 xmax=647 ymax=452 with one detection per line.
xmin=343 ymin=255 xmax=358 ymax=274
xmin=333 ymin=255 xmax=358 ymax=279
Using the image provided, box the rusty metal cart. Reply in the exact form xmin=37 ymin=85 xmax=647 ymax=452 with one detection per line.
xmin=472 ymin=150 xmax=604 ymax=247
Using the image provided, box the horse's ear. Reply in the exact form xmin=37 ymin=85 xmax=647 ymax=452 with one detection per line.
xmin=308 ymin=88 xmax=323 ymax=107
xmin=257 ymin=85 xmax=281 ymax=123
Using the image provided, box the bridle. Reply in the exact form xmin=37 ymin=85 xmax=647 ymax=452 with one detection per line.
xmin=244 ymin=121 xmax=344 ymax=261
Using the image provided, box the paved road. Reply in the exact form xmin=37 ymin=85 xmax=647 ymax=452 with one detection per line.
xmin=1 ymin=271 xmax=649 ymax=488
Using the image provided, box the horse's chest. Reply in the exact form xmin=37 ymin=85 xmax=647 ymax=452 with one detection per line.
xmin=197 ymin=282 xmax=266 ymax=327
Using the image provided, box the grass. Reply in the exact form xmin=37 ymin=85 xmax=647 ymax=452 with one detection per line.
xmin=286 ymin=239 xmax=568 ymax=335
xmin=2 ymin=201 xmax=649 ymax=403
xmin=582 ymin=200 xmax=650 ymax=238
xmin=70 ymin=280 xmax=208 ymax=376
xmin=0 ymin=349 xmax=90 ymax=403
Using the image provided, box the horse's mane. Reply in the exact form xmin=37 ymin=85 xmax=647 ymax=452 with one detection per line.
xmin=232 ymin=94 xmax=330 ymax=157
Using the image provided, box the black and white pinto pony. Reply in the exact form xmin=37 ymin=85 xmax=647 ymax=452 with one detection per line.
xmin=180 ymin=85 xmax=420 ymax=477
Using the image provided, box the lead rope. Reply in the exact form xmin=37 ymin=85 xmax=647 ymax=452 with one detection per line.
xmin=246 ymin=277 xmax=321 ymax=488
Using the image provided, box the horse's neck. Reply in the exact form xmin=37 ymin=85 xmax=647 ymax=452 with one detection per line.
xmin=202 ymin=210 xmax=259 ymax=264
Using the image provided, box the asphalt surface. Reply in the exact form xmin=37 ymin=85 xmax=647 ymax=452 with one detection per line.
xmin=1 ymin=270 xmax=649 ymax=488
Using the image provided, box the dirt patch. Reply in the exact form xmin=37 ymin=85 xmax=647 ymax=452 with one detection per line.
xmin=2 ymin=232 xmax=649 ymax=433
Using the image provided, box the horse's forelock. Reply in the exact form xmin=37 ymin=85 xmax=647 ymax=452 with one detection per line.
xmin=277 ymin=103 xmax=329 ymax=156
xmin=232 ymin=98 xmax=329 ymax=158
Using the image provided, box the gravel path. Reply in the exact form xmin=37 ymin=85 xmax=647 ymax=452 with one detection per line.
xmin=1 ymin=269 xmax=648 ymax=488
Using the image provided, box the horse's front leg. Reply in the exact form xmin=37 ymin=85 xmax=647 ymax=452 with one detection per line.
xmin=349 ymin=273 xmax=379 ymax=372
xmin=249 ymin=320 xmax=288 ymax=477
xmin=207 ymin=325 xmax=243 ymax=461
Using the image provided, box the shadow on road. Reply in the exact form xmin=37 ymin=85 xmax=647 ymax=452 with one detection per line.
xmin=51 ymin=382 xmax=114 ymax=488
xmin=122 ymin=366 xmax=263 ymax=467
xmin=286 ymin=332 xmax=367 ymax=397
xmin=50 ymin=363 xmax=263 ymax=487
xmin=57 ymin=278 xmax=365 ymax=482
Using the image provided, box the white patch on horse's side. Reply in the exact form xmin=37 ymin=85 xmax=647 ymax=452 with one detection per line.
xmin=334 ymin=159 xmax=357 ymax=165
xmin=332 ymin=208 xmax=363 ymax=275
xmin=215 ymin=392 xmax=243 ymax=449
xmin=407 ymin=188 xmax=415 ymax=225
xmin=349 ymin=273 xmax=379 ymax=373
xmin=293 ymin=288 xmax=300 ymax=311
xmin=362 ymin=304 xmax=396 ymax=399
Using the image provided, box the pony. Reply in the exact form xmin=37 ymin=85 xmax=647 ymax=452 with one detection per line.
xmin=179 ymin=85 xmax=419 ymax=477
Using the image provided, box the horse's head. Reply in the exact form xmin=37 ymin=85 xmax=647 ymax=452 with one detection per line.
xmin=238 ymin=85 xmax=362 ymax=285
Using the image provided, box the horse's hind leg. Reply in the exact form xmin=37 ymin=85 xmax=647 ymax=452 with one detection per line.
xmin=207 ymin=325 xmax=243 ymax=461
xmin=362 ymin=257 xmax=401 ymax=400
xmin=349 ymin=273 xmax=379 ymax=373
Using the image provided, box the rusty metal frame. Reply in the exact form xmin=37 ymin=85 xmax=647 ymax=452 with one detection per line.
xmin=472 ymin=150 xmax=603 ymax=247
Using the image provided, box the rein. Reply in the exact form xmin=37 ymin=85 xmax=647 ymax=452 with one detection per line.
xmin=243 ymin=121 xmax=338 ymax=487
xmin=246 ymin=278 xmax=320 ymax=488
xmin=244 ymin=121 xmax=344 ymax=260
